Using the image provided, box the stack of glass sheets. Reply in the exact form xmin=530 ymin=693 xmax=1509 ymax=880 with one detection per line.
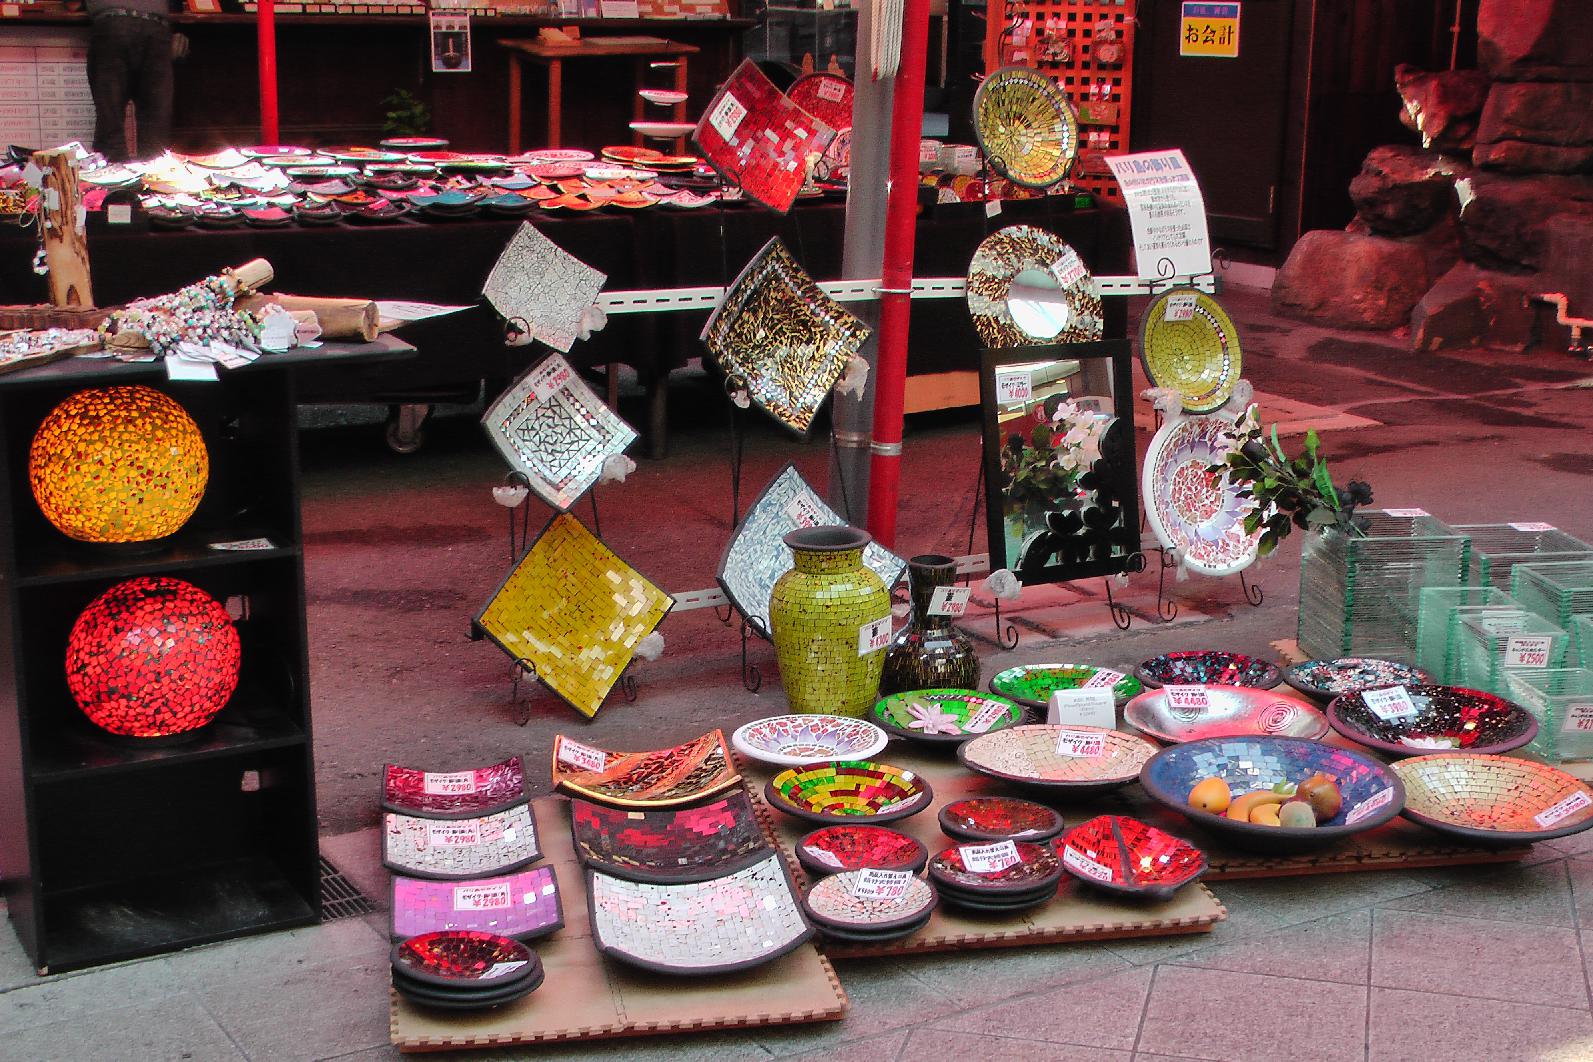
xmin=1412 ymin=586 xmax=1520 ymax=682
xmin=1454 ymin=611 xmax=1569 ymax=697
xmin=1512 ymin=560 xmax=1593 ymax=628
xmin=1454 ymin=524 xmax=1593 ymax=591
xmin=1574 ymin=615 xmax=1593 ymax=668
xmin=1504 ymin=667 xmax=1593 ymax=763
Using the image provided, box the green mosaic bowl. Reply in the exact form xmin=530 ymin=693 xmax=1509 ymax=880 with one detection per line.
xmin=989 ymin=663 xmax=1143 ymax=709
xmin=870 ymin=689 xmax=1025 ymax=746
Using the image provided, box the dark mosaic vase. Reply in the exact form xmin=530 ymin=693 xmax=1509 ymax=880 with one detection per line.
xmin=880 ymin=554 xmax=980 ymax=695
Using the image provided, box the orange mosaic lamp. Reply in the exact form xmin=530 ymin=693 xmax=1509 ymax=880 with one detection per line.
xmin=29 ymin=385 xmax=209 ymax=545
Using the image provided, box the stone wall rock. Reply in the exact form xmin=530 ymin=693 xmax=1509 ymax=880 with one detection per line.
xmin=1478 ymin=0 xmax=1593 ymax=82
xmin=1410 ymin=262 xmax=1541 ymax=352
xmin=1473 ymin=140 xmax=1593 ymax=174
xmin=1456 ymin=172 xmax=1593 ymax=271
xmin=1395 ymin=65 xmax=1489 ymax=150
xmin=1273 ymin=230 xmax=1431 ymax=330
xmin=1349 ymin=145 xmax=1467 ymax=234
xmin=1476 ymin=82 xmax=1593 ymax=147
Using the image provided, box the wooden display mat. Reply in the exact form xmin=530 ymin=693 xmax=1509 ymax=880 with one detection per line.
xmin=389 ymin=791 xmax=848 ymax=1053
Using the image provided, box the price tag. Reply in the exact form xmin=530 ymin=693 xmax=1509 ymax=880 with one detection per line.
xmin=1560 ymin=704 xmax=1593 ymax=735
xmin=708 ymin=91 xmax=748 ymax=140
xmin=484 ymin=961 xmax=528 ymax=979
xmin=1054 ymin=728 xmax=1106 ymax=758
xmin=426 ymin=821 xmax=481 ymax=847
xmin=1479 ymin=613 xmax=1527 ymax=635
xmin=849 ymin=868 xmax=913 ymax=900
xmin=919 ymin=139 xmax=942 ymax=165
xmin=804 ymin=844 xmax=845 ymax=869
xmin=958 ymin=840 xmax=1020 ymax=873
xmin=817 ymin=78 xmax=847 ymax=103
xmin=1505 ymin=635 xmax=1554 ymax=669
xmin=994 ymin=368 xmax=1033 ymax=403
xmin=1362 ymin=685 xmax=1418 ymax=722
xmin=558 ymin=739 xmax=608 ymax=773
xmin=858 ymin=616 xmax=892 ymax=656
xmin=962 ymin=698 xmax=1013 ymax=734
xmin=207 ymin=538 xmax=276 ymax=551
xmin=423 ymin=770 xmax=478 ymax=796
xmin=985 ymin=198 xmax=1003 ymax=218
xmin=784 ymin=493 xmax=827 ymax=528
xmin=107 ymin=203 xmax=132 ymax=225
xmin=1382 ymin=508 xmax=1428 ymax=518
xmin=1534 ymin=790 xmax=1592 ymax=828
xmin=1510 ymin=522 xmax=1557 ymax=532
xmin=1048 ymin=687 xmax=1116 ymax=729
xmin=453 ymin=883 xmax=513 ymax=910
xmin=530 ymin=357 xmax=575 ymax=400
xmin=1163 ymin=292 xmax=1198 ymax=322
xmin=1062 ymin=845 xmax=1113 ymax=883
xmin=928 ymin=586 xmax=971 ymax=617
xmin=1345 ymin=786 xmax=1394 ymax=825
xmin=1082 ymin=668 xmax=1124 ymax=690
xmin=1052 ymin=252 xmax=1089 ymax=289
xmin=1165 ymin=685 xmax=1211 ymax=711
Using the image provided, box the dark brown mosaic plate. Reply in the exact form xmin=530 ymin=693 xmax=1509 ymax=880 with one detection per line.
xmin=569 ymin=791 xmax=770 ymax=884
xmin=1327 ymin=684 xmax=1538 ymax=757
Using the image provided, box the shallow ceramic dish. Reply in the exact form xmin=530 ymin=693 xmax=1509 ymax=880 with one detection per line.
xmin=630 ymin=121 xmax=697 ymax=139
xmin=1327 ymin=684 xmax=1538 ymax=757
xmin=957 ymin=724 xmax=1157 ymax=796
xmin=928 ymin=841 xmax=1062 ymax=895
xmin=1142 ymin=414 xmax=1263 ymax=576
xmin=794 ymin=824 xmax=928 ymax=877
xmin=551 ymin=730 xmax=740 ymax=809
xmin=810 ymin=917 xmax=932 ymax=943
xmin=393 ymin=971 xmax=542 ymax=1011
xmin=731 ymin=714 xmax=888 ymax=768
xmin=766 ymin=761 xmax=932 ymax=825
xmin=1391 ymin=754 xmax=1593 ymax=845
xmin=382 ymin=756 xmax=526 ymax=819
xmin=390 ymin=865 xmax=562 ymax=941
xmin=1124 ymin=686 xmax=1329 ymax=744
xmin=1140 ymin=737 xmax=1406 ymax=854
xmin=934 ymin=889 xmax=1055 ymax=913
xmin=938 ymin=797 xmax=1064 ymax=843
xmin=382 ymin=805 xmax=541 ymax=880
xmin=870 ymin=690 xmax=1024 ymax=746
xmin=1283 ymin=658 xmax=1433 ymax=701
xmin=1136 ymin=651 xmax=1282 ymax=690
xmin=1057 ymin=815 xmax=1207 ymax=900
xmin=569 ymin=792 xmax=768 ymax=883
xmin=803 ymin=871 xmax=937 ymax=932
xmin=989 ymin=663 xmax=1142 ymax=708
xmin=638 ymin=88 xmax=689 ymax=106
xmin=391 ymin=930 xmax=535 ymax=989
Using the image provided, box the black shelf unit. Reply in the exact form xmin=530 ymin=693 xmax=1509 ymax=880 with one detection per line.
xmin=0 ymin=338 xmax=411 ymax=974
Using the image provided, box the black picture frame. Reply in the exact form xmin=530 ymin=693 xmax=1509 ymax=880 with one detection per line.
xmin=979 ymin=339 xmax=1141 ymax=586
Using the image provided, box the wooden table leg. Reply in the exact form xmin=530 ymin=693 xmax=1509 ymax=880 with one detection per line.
xmin=507 ymin=56 xmax=522 ymax=154
xmin=546 ymin=59 xmax=562 ymax=147
xmin=671 ymin=57 xmax=688 ymax=155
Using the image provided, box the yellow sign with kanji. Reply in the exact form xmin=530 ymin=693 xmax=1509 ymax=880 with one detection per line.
xmin=1181 ymin=1 xmax=1240 ymax=57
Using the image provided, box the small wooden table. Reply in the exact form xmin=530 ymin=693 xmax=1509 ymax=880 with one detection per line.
xmin=501 ymin=36 xmax=699 ymax=154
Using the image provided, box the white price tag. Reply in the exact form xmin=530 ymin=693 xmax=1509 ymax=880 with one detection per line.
xmin=207 ymin=538 xmax=276 ymax=551
xmin=1163 ymin=292 xmax=1198 ymax=322
xmin=994 ymin=368 xmax=1033 ymax=404
xmin=804 ymin=844 xmax=845 ymax=869
xmin=1052 ymin=252 xmax=1089 ymax=289
xmin=849 ymin=868 xmax=913 ymax=900
xmin=928 ymin=586 xmax=971 ymax=616
xmin=1560 ymin=704 xmax=1593 ymax=735
xmin=423 ymin=770 xmax=478 ymax=796
xmin=453 ymin=883 xmax=512 ymax=910
xmin=1062 ymin=845 xmax=1113 ymax=883
xmin=958 ymin=840 xmax=1020 ymax=874
xmin=1054 ymin=728 xmax=1106 ymax=758
xmin=426 ymin=821 xmax=481 ymax=847
xmin=1345 ymin=786 xmax=1394 ymax=825
xmin=1082 ymin=668 xmax=1124 ymax=690
xmin=1048 ymin=687 xmax=1116 ymax=729
xmin=919 ymin=139 xmax=941 ymax=165
xmin=1165 ymin=685 xmax=1211 ymax=711
xmin=530 ymin=357 xmax=575 ymax=401
xmin=817 ymin=78 xmax=846 ymax=102
xmin=858 ymin=616 xmax=892 ymax=656
xmin=961 ymin=698 xmax=1013 ymax=734
xmin=1362 ymin=685 xmax=1419 ymax=721
xmin=784 ymin=493 xmax=827 ymax=529
xmin=708 ymin=91 xmax=748 ymax=140
xmin=558 ymin=739 xmax=608 ymax=773
xmin=1382 ymin=508 xmax=1428 ymax=518
xmin=1534 ymin=790 xmax=1592 ymax=828
xmin=985 ymin=198 xmax=1003 ymax=218
xmin=1479 ymin=613 xmax=1528 ymax=635
xmin=1510 ymin=522 xmax=1557 ymax=532
xmin=107 ymin=203 xmax=132 ymax=225
xmin=1505 ymin=635 xmax=1554 ymax=669
xmin=485 ymin=961 xmax=528 ymax=979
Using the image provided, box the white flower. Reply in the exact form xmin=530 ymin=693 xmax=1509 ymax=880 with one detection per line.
xmin=576 ymin=303 xmax=608 ymax=341
xmin=599 ymin=454 xmax=636 ymax=484
xmin=492 ymin=484 xmax=529 ymax=508
xmin=835 ymin=354 xmax=870 ymax=398
xmin=984 ymin=568 xmax=1021 ymax=600
xmin=635 ymin=632 xmax=665 ymax=661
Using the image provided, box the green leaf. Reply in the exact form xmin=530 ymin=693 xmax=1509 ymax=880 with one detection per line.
xmin=1243 ymin=511 xmax=1263 ymax=534
xmin=1032 ymin=425 xmax=1052 ymax=448
xmin=1270 ymin=425 xmax=1287 ymax=462
xmin=1305 ymin=506 xmax=1335 ymax=527
xmin=1258 ymin=532 xmax=1280 ymax=557
xmin=1304 ymin=429 xmax=1320 ymax=456
xmin=1312 ymin=458 xmax=1340 ymax=508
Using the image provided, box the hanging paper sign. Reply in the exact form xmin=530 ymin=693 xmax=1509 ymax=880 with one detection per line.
xmin=962 ymin=699 xmax=1013 ymax=734
xmin=1505 ymin=635 xmax=1554 ymax=669
xmin=1534 ymin=790 xmax=1592 ymax=828
xmin=529 ymin=356 xmax=577 ymax=401
xmin=1103 ymin=148 xmax=1212 ymax=279
xmin=1165 ymin=685 xmax=1211 ymax=711
xmin=928 ymin=586 xmax=971 ymax=617
xmin=1054 ymin=728 xmax=1107 ymax=758
xmin=1179 ymin=2 xmax=1241 ymax=58
xmin=1510 ymin=522 xmax=1557 ymax=532
xmin=995 ymin=368 xmax=1034 ymax=404
xmin=849 ymin=868 xmax=913 ymax=900
xmin=422 ymin=771 xmax=479 ymax=796
xmin=1048 ymin=688 xmax=1116 ymax=729
xmin=426 ymin=821 xmax=481 ymax=847
xmin=1051 ymin=252 xmax=1090 ymax=290
xmin=429 ymin=12 xmax=472 ymax=73
xmin=453 ymin=883 xmax=513 ymax=910
xmin=1062 ymin=845 xmax=1114 ymax=882
xmin=1363 ymin=686 xmax=1418 ymax=722
xmin=958 ymin=840 xmax=1020 ymax=873
xmin=858 ymin=616 xmax=892 ymax=655
xmin=1163 ymin=292 xmax=1199 ymax=321
xmin=1083 ymin=668 xmax=1125 ymax=690
xmin=557 ymin=739 xmax=609 ymax=773
xmin=784 ymin=493 xmax=827 ymax=529
xmin=1345 ymin=786 xmax=1394 ymax=825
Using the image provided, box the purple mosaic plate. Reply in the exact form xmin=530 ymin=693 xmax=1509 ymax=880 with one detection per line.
xmin=391 ymin=865 xmax=563 ymax=941
xmin=382 ymin=756 xmax=527 ymax=819
xmin=383 ymin=804 xmax=541 ymax=881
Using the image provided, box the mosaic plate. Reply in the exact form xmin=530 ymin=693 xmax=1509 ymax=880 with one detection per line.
xmin=692 ymin=59 xmax=836 ymax=213
xmin=587 ymin=853 xmax=814 ymax=975
xmin=383 ymin=805 xmax=542 ymax=881
xmin=392 ymin=930 xmax=536 ymax=989
xmin=989 ymin=663 xmax=1143 ymax=709
xmin=795 ymin=825 xmax=929 ymax=876
xmin=731 ymin=714 xmax=889 ymax=768
xmin=382 ymin=756 xmax=527 ymax=819
xmin=966 ymin=226 xmax=1103 ymax=348
xmin=716 ymin=463 xmax=906 ymax=639
xmin=482 ymin=223 xmax=608 ymax=354
xmin=475 ymin=514 xmax=673 ymax=719
xmin=928 ymin=840 xmax=1062 ymax=894
xmin=1283 ymin=659 xmax=1434 ymax=701
xmin=972 ymin=65 xmax=1078 ymax=189
xmin=569 ymin=792 xmax=769 ymax=883
xmin=870 ymin=689 xmax=1025 ymax=745
xmin=1326 ymin=684 xmax=1539 ymax=758
xmin=703 ymin=237 xmax=870 ymax=437
xmin=766 ymin=761 xmax=933 ymax=825
xmin=1139 ymin=288 xmax=1243 ymax=414
xmin=1392 ymin=754 xmax=1593 ymax=844
xmin=1125 ymin=686 xmax=1329 ymax=744
xmin=391 ymin=865 xmax=563 ymax=941
xmin=957 ymin=724 xmax=1157 ymax=796
xmin=515 ymin=148 xmax=596 ymax=164
xmin=392 ymin=972 xmax=542 ymax=1011
xmin=787 ymin=72 xmax=854 ymax=131
xmin=803 ymin=871 xmax=936 ymax=932
xmin=938 ymin=797 xmax=1065 ymax=843
xmin=1136 ymin=651 xmax=1282 ymax=690
xmin=551 ymin=730 xmax=740 ymax=809
xmin=1058 ymin=815 xmax=1207 ymax=899
xmin=1142 ymin=414 xmax=1262 ymax=576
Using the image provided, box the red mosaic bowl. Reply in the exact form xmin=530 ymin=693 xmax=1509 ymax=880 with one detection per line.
xmin=1057 ymin=815 xmax=1207 ymax=900
xmin=794 ymin=824 xmax=929 ymax=877
xmin=938 ymin=797 xmax=1065 ymax=843
xmin=927 ymin=840 xmax=1062 ymax=895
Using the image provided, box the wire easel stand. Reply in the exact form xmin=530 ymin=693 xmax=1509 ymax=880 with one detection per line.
xmin=739 ymin=616 xmax=768 ymax=692
xmin=508 ymin=659 xmax=540 ymax=726
xmin=963 ymin=455 xmax=1021 ymax=650
xmin=1100 ymin=549 xmax=1147 ymax=631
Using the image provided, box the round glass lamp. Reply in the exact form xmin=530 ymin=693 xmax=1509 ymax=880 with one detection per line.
xmin=66 ymin=576 xmax=242 ymax=740
xmin=29 ymin=385 xmax=209 ymax=545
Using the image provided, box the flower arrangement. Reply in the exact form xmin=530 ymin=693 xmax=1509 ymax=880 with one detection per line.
xmin=1000 ymin=396 xmax=1109 ymax=509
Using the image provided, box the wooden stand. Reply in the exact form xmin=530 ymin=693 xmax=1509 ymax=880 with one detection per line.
xmin=32 ymin=148 xmax=94 ymax=310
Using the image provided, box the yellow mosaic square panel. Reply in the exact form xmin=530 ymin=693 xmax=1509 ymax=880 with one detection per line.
xmin=477 ymin=514 xmax=673 ymax=718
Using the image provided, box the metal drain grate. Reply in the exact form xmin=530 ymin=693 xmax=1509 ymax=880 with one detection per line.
xmin=320 ymin=855 xmax=376 ymax=921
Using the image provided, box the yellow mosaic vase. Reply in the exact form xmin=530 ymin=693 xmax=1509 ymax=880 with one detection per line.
xmin=770 ymin=526 xmax=893 ymax=717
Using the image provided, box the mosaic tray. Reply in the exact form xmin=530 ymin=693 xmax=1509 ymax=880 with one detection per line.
xmin=803 ymin=871 xmax=936 ymax=932
xmin=1125 ymin=686 xmax=1329 ymax=744
xmin=1326 ymin=684 xmax=1538 ymax=758
xmin=392 ymin=930 xmax=537 ymax=990
xmin=787 ymin=72 xmax=854 ymax=131
xmin=480 ymin=355 xmax=637 ymax=512
xmin=475 ymin=514 xmax=673 ymax=719
xmin=703 ymin=238 xmax=870 ymax=437
xmin=966 ymin=226 xmax=1103 ymax=348
xmin=382 ymin=756 xmax=527 ymax=820
xmin=1142 ymin=414 xmax=1263 ymax=577
xmin=716 ymin=463 xmax=906 ymax=639
xmin=1282 ymin=658 xmax=1433 ymax=701
xmin=569 ymin=791 xmax=770 ymax=883
xmin=731 ymin=714 xmax=889 ymax=768
xmin=1136 ymin=651 xmax=1283 ymax=689
xmin=1138 ymin=288 xmax=1242 ymax=415
xmin=383 ymin=805 xmax=542 ymax=881
xmin=588 ymin=852 xmax=814 ymax=975
xmin=1392 ymin=754 xmax=1593 ymax=844
xmin=956 ymin=724 xmax=1157 ymax=796
xmin=391 ymin=865 xmax=563 ymax=941
xmin=989 ymin=663 xmax=1142 ymax=709
xmin=938 ymin=797 xmax=1064 ymax=843
xmin=972 ymin=65 xmax=1078 ymax=189
xmin=692 ymin=59 xmax=836 ymax=213
xmin=870 ymin=690 xmax=1024 ymax=745
xmin=552 ymin=730 xmax=741 ymax=809
xmin=795 ymin=824 xmax=929 ymax=876
xmin=1058 ymin=815 xmax=1207 ymax=900
xmin=482 ymin=222 xmax=606 ymax=353
xmin=928 ymin=840 xmax=1062 ymax=894
xmin=766 ymin=761 xmax=933 ymax=824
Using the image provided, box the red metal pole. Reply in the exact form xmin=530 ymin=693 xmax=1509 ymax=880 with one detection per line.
xmin=258 ymin=0 xmax=280 ymax=143
xmin=864 ymin=0 xmax=932 ymax=549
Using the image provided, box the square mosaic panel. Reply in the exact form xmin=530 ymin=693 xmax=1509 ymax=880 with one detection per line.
xmin=390 ymin=864 xmax=563 ymax=940
xmin=692 ymin=58 xmax=836 ymax=213
xmin=382 ymin=804 xmax=541 ymax=880
xmin=481 ymin=354 xmax=637 ymax=512
xmin=703 ymin=238 xmax=870 ymax=437
xmin=476 ymin=514 xmax=674 ymax=719
xmin=569 ymin=791 xmax=769 ymax=883
xmin=716 ymin=463 xmax=905 ymax=638
xmin=482 ymin=222 xmax=607 ymax=353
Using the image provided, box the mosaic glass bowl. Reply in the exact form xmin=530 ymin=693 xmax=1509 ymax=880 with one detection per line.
xmin=1142 ymin=415 xmax=1263 ymax=577
xmin=928 ymin=841 xmax=1062 ymax=895
xmin=765 ymin=761 xmax=933 ymax=824
xmin=1391 ymin=754 xmax=1593 ymax=845
xmin=1140 ymin=737 xmax=1406 ymax=853
xmin=383 ymin=805 xmax=541 ymax=880
xmin=803 ymin=871 xmax=936 ymax=933
xmin=382 ymin=757 xmax=526 ymax=819
xmin=1138 ymin=288 xmax=1243 ymax=415
xmin=938 ymin=797 xmax=1064 ymax=843
xmin=989 ymin=663 xmax=1142 ymax=708
xmin=570 ymin=792 xmax=769 ymax=883
xmin=965 ymin=225 xmax=1103 ymax=348
xmin=551 ymin=730 xmax=740 ymax=809
xmin=731 ymin=714 xmax=888 ymax=768
xmin=390 ymin=865 xmax=562 ymax=941
xmin=392 ymin=930 xmax=536 ymax=989
xmin=870 ymin=690 xmax=1024 ymax=745
xmin=1058 ymin=815 xmax=1207 ymax=900
xmin=1124 ymin=686 xmax=1329 ymax=744
xmin=957 ymin=724 xmax=1157 ymax=796
xmin=1136 ymin=651 xmax=1282 ymax=690
xmin=393 ymin=971 xmax=542 ymax=1011
xmin=1283 ymin=658 xmax=1433 ymax=701
xmin=795 ymin=824 xmax=928 ymax=877
xmin=972 ymin=65 xmax=1079 ymax=189
xmin=787 ymin=72 xmax=854 ymax=131
xmin=1326 ymin=684 xmax=1538 ymax=757
xmin=587 ymin=853 xmax=814 ymax=975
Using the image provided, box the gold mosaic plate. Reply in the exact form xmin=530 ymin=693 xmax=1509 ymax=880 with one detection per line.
xmin=966 ymin=225 xmax=1103 ymax=348
xmin=1391 ymin=754 xmax=1593 ymax=843
xmin=973 ymin=66 xmax=1079 ymax=189
xmin=956 ymin=724 xmax=1158 ymax=796
xmin=1139 ymin=288 xmax=1242 ymax=414
xmin=551 ymin=730 xmax=741 ymax=808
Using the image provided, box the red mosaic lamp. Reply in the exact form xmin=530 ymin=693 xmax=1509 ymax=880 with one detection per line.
xmin=65 ymin=576 xmax=242 ymax=740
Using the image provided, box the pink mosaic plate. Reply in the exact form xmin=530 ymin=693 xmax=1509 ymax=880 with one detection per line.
xmin=391 ymin=865 xmax=563 ymax=941
xmin=1142 ymin=413 xmax=1261 ymax=576
xmin=803 ymin=871 xmax=936 ymax=932
xmin=731 ymin=714 xmax=889 ymax=768
xmin=381 ymin=756 xmax=527 ymax=819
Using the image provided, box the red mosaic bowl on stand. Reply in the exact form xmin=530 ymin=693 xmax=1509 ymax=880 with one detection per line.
xmin=1057 ymin=815 xmax=1207 ymax=900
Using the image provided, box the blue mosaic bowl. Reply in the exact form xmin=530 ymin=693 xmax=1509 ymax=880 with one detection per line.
xmin=1139 ymin=737 xmax=1406 ymax=853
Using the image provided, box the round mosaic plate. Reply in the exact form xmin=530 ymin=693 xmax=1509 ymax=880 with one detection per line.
xmin=803 ymin=871 xmax=937 ymax=932
xmin=1283 ymin=659 xmax=1434 ymax=701
xmin=1057 ymin=815 xmax=1207 ymax=899
xmin=957 ymin=724 xmax=1157 ymax=796
xmin=1136 ymin=651 xmax=1282 ymax=689
xmin=1392 ymin=754 xmax=1593 ymax=844
xmin=731 ymin=714 xmax=889 ymax=768
xmin=928 ymin=841 xmax=1062 ymax=894
xmin=1125 ymin=686 xmax=1329 ymax=744
xmin=938 ymin=797 xmax=1065 ymax=843
xmin=391 ymin=930 xmax=536 ymax=989
xmin=966 ymin=225 xmax=1103 ymax=348
xmin=788 ymin=72 xmax=854 ymax=131
xmin=766 ymin=761 xmax=933 ymax=825
xmin=1326 ymin=684 xmax=1539 ymax=758
xmin=795 ymin=825 xmax=929 ymax=877
xmin=1142 ymin=414 xmax=1263 ymax=576
xmin=989 ymin=663 xmax=1142 ymax=709
xmin=1139 ymin=288 xmax=1243 ymax=414
xmin=870 ymin=689 xmax=1024 ymax=746
xmin=972 ymin=65 xmax=1078 ymax=189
